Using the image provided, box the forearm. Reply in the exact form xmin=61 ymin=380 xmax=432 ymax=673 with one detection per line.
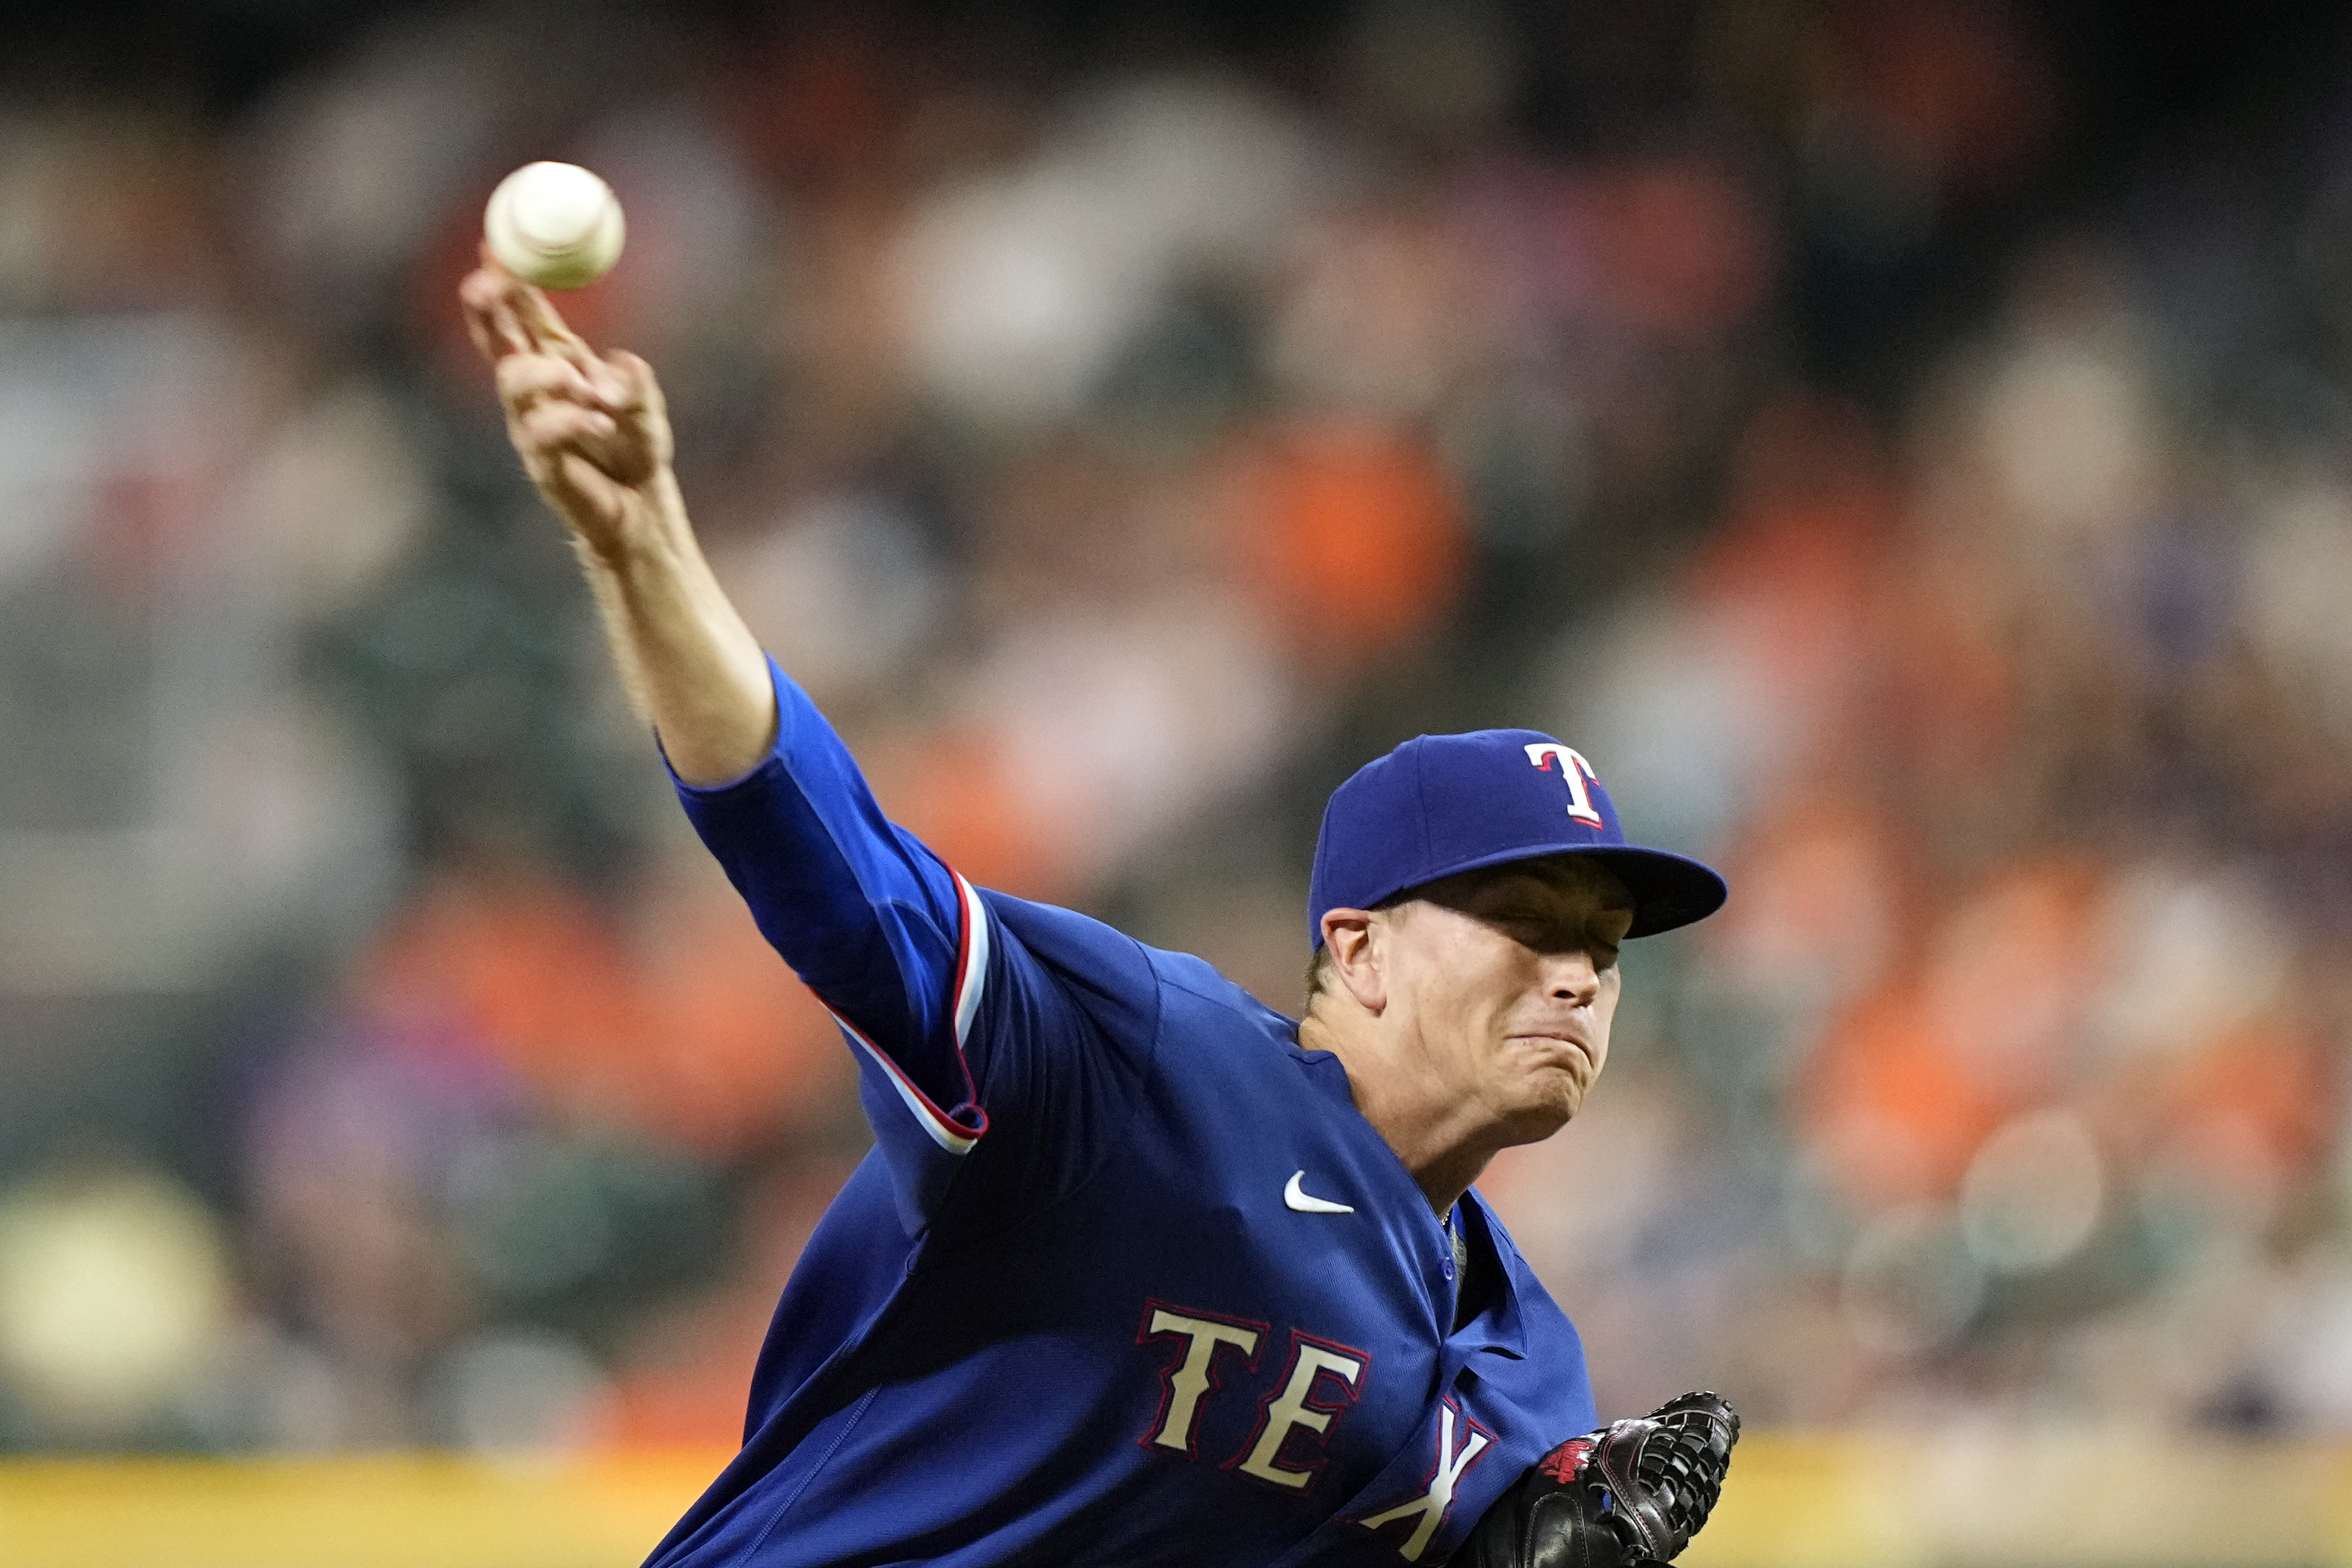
xmin=458 ymin=266 xmax=775 ymax=784
xmin=582 ymin=469 xmax=776 ymax=786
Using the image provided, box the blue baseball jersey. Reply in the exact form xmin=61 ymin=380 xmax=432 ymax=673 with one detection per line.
xmin=640 ymin=659 xmax=1599 ymax=1568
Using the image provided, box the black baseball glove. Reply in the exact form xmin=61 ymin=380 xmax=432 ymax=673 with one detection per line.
xmin=1453 ymin=1391 xmax=1739 ymax=1568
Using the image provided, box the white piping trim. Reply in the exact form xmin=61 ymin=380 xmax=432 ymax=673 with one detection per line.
xmin=832 ymin=1009 xmax=980 ymax=1156
xmin=952 ymin=873 xmax=991 ymax=1047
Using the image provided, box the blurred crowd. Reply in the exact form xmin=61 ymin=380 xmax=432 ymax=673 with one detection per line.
xmin=6 ymin=0 xmax=2352 ymax=1456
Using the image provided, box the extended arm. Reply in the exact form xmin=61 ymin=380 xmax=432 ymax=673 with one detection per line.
xmin=462 ymin=262 xmax=1015 ymax=1223
xmin=459 ymin=262 xmax=772 ymax=785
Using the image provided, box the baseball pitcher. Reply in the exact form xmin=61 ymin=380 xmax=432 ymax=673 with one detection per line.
xmin=462 ymin=263 xmax=1739 ymax=1568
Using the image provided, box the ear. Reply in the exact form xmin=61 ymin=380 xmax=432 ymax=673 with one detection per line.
xmin=1320 ymin=908 xmax=1388 ymax=1013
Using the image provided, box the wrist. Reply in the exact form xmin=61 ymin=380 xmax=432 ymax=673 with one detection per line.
xmin=586 ymin=470 xmax=692 ymax=579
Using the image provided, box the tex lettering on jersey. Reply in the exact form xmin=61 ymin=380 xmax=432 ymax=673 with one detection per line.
xmin=1138 ymin=1305 xmax=1371 ymax=1491
xmin=1351 ymin=1400 xmax=1496 ymax=1562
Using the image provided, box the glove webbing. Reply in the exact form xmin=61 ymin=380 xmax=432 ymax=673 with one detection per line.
xmin=1589 ymin=1391 xmax=1740 ymax=1563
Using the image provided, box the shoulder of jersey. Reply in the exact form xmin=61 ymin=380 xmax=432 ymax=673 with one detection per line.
xmin=1148 ymin=945 xmax=1297 ymax=1030
xmin=981 ymin=886 xmax=1299 ymax=1052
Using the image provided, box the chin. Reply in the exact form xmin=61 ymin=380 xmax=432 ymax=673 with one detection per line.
xmin=1495 ymin=1081 xmax=1583 ymax=1146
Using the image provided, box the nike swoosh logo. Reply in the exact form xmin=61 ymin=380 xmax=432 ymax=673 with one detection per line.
xmin=1284 ymin=1170 xmax=1355 ymax=1214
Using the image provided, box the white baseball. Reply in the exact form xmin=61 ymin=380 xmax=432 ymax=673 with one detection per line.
xmin=484 ymin=161 xmax=625 ymax=290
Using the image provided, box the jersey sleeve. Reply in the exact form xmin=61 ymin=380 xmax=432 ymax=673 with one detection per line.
xmin=670 ymin=656 xmax=1143 ymax=1231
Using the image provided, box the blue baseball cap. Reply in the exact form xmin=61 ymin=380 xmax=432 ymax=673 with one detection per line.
xmin=1307 ymin=729 xmax=1727 ymax=947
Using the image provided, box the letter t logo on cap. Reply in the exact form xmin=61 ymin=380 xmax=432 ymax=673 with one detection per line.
xmin=1524 ymin=742 xmax=1604 ymax=827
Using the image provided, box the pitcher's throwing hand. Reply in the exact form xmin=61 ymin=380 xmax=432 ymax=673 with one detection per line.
xmin=459 ymin=262 xmax=674 ymax=564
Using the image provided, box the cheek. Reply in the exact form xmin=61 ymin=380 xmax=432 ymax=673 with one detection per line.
xmin=1596 ymin=968 xmax=1623 ymax=1014
xmin=1590 ymin=973 xmax=1624 ymax=1055
xmin=1415 ymin=932 xmax=1525 ymax=1017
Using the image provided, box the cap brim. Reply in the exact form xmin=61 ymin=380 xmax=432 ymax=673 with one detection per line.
xmin=1385 ymin=842 xmax=1727 ymax=939
xmin=1578 ymin=847 xmax=1728 ymax=938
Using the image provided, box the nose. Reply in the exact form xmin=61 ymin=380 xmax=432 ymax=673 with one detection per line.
xmin=1544 ymin=949 xmax=1601 ymax=1008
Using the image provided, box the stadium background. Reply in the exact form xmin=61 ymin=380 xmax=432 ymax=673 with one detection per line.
xmin=9 ymin=1 xmax=2352 ymax=1562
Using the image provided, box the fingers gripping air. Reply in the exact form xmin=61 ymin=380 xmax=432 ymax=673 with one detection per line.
xmin=1457 ymin=1391 xmax=1739 ymax=1568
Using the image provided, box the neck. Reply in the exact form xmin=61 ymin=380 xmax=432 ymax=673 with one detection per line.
xmin=1298 ymin=1010 xmax=1501 ymax=1218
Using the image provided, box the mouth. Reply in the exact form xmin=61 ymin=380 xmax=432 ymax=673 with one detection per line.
xmin=1509 ymin=1032 xmax=1593 ymax=1071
